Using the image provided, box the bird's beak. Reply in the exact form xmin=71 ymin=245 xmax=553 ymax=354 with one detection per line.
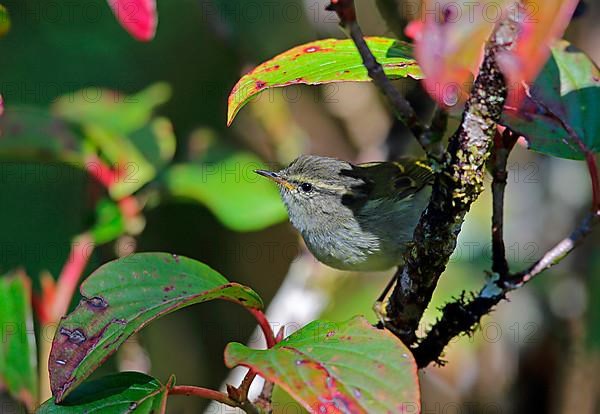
xmin=254 ymin=170 xmax=295 ymax=191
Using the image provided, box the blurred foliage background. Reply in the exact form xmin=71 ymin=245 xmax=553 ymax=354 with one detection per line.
xmin=0 ymin=0 xmax=599 ymax=413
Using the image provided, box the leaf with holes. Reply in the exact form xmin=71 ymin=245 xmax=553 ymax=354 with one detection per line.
xmin=38 ymin=372 xmax=172 ymax=413
xmin=225 ymin=316 xmax=420 ymax=413
xmin=227 ymin=37 xmax=422 ymax=125
xmin=161 ymin=152 xmax=288 ymax=231
xmin=49 ymin=253 xmax=263 ymax=402
xmin=107 ymin=0 xmax=157 ymax=41
xmin=502 ymin=41 xmax=600 ymax=159
xmin=0 ymin=271 xmax=38 ymax=411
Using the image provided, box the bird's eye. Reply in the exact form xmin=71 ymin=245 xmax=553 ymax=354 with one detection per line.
xmin=300 ymin=182 xmax=313 ymax=193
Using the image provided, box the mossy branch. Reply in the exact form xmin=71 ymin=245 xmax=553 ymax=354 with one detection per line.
xmin=380 ymin=15 xmax=518 ymax=345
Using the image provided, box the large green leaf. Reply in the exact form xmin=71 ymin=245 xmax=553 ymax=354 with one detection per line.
xmin=161 ymin=152 xmax=288 ymax=231
xmin=0 ymin=271 xmax=38 ymax=411
xmin=53 ymin=83 xmax=171 ymax=136
xmin=502 ymin=40 xmax=600 ymax=159
xmin=225 ymin=316 xmax=420 ymax=413
xmin=227 ymin=37 xmax=422 ymax=125
xmin=0 ymin=106 xmax=83 ymax=163
xmin=38 ymin=372 xmax=171 ymax=414
xmin=49 ymin=253 xmax=263 ymax=402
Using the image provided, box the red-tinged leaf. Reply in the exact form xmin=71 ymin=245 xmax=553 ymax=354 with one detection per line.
xmin=225 ymin=316 xmax=420 ymax=413
xmin=49 ymin=253 xmax=263 ymax=402
xmin=497 ymin=0 xmax=578 ymax=107
xmin=407 ymin=0 xmax=512 ymax=107
xmin=501 ymin=41 xmax=600 ymax=159
xmin=227 ymin=37 xmax=422 ymax=126
xmin=107 ymin=0 xmax=157 ymax=41
xmin=0 ymin=271 xmax=38 ymax=411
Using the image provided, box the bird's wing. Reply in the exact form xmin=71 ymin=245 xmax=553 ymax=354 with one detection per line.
xmin=343 ymin=159 xmax=434 ymax=202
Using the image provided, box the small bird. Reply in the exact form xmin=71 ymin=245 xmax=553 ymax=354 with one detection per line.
xmin=255 ymin=155 xmax=433 ymax=271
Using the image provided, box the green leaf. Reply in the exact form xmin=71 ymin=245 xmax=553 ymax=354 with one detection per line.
xmin=161 ymin=152 xmax=288 ymax=231
xmin=502 ymin=40 xmax=600 ymax=159
xmin=0 ymin=271 xmax=38 ymax=411
xmin=225 ymin=316 xmax=420 ymax=413
xmin=53 ymin=83 xmax=171 ymax=136
xmin=89 ymin=198 xmax=126 ymax=244
xmin=38 ymin=372 xmax=170 ymax=413
xmin=51 ymin=83 xmax=173 ymax=198
xmin=49 ymin=252 xmax=263 ymax=402
xmin=83 ymin=124 xmax=156 ymax=199
xmin=0 ymin=4 xmax=10 ymax=37
xmin=129 ymin=117 xmax=176 ymax=171
xmin=0 ymin=106 xmax=83 ymax=163
xmin=227 ymin=37 xmax=422 ymax=125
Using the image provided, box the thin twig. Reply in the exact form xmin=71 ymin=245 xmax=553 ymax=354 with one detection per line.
xmin=508 ymin=211 xmax=599 ymax=286
xmin=522 ymin=81 xmax=600 ymax=210
xmin=226 ymin=374 xmax=260 ymax=414
xmin=169 ymin=385 xmax=239 ymax=407
xmin=247 ymin=308 xmax=277 ymax=348
xmin=428 ymin=105 xmax=448 ymax=153
xmin=51 ymin=233 xmax=94 ymax=320
xmin=346 ymin=20 xmax=431 ymax=153
xmin=491 ymin=129 xmax=517 ymax=277
xmin=237 ymin=370 xmax=257 ymax=401
xmin=413 ymin=210 xmax=599 ymax=368
xmin=327 ymin=0 xmax=433 ymax=155
xmin=255 ymin=381 xmax=275 ymax=413
xmin=254 ymin=326 xmax=285 ymax=412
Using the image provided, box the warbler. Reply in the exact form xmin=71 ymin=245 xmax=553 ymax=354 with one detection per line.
xmin=255 ymin=155 xmax=433 ymax=271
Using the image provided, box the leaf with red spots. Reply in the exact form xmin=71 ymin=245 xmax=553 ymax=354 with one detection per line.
xmin=227 ymin=37 xmax=422 ymax=125
xmin=0 ymin=271 xmax=38 ymax=412
xmin=38 ymin=372 xmax=172 ymax=413
xmin=501 ymin=41 xmax=600 ymax=159
xmin=107 ymin=0 xmax=157 ymax=41
xmin=49 ymin=253 xmax=263 ymax=402
xmin=225 ymin=316 xmax=420 ymax=413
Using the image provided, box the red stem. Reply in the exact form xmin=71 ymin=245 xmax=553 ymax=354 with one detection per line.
xmin=85 ymin=155 xmax=117 ymax=188
xmin=51 ymin=233 xmax=95 ymax=320
xmin=247 ymin=308 xmax=276 ymax=348
xmin=169 ymin=386 xmax=237 ymax=407
xmin=585 ymin=152 xmax=600 ymax=211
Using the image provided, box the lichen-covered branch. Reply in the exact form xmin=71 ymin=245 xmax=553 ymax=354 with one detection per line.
xmin=412 ymin=210 xmax=599 ymax=367
xmin=381 ymin=17 xmax=517 ymax=345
